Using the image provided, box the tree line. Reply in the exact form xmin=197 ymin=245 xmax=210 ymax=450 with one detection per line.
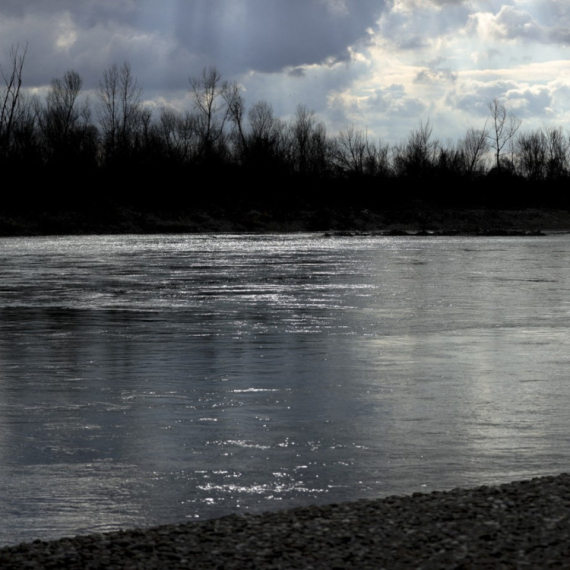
xmin=1 ymin=45 xmax=569 ymax=214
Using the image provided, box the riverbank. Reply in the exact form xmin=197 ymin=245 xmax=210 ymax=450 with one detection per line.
xmin=1 ymin=206 xmax=570 ymax=236
xmin=1 ymin=473 xmax=570 ymax=568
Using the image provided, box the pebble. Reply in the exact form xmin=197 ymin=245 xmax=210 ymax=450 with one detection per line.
xmin=2 ymin=474 xmax=570 ymax=568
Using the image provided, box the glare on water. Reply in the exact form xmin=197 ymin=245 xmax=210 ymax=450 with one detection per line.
xmin=0 ymin=233 xmax=569 ymax=544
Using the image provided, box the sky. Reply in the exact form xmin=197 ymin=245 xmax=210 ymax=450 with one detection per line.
xmin=1 ymin=0 xmax=570 ymax=144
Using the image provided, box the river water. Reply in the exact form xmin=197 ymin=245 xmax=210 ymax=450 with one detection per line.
xmin=0 ymin=233 xmax=569 ymax=545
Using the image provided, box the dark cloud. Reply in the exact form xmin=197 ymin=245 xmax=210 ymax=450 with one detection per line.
xmin=0 ymin=1 xmax=136 ymax=26
xmin=551 ymin=27 xmax=570 ymax=44
xmin=0 ymin=1 xmax=383 ymax=72
xmin=170 ymin=0 xmax=384 ymax=72
xmin=0 ymin=0 xmax=385 ymax=94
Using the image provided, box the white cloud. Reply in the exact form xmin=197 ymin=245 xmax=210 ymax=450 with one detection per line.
xmin=469 ymin=6 xmax=546 ymax=43
xmin=0 ymin=1 xmax=569 ymax=142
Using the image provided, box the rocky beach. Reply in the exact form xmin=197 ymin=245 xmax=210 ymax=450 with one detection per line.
xmin=1 ymin=474 xmax=570 ymax=569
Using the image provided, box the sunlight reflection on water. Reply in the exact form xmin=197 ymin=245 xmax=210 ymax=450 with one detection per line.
xmin=0 ymin=233 xmax=570 ymax=544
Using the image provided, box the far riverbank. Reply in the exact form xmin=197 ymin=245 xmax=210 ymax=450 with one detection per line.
xmin=1 ymin=206 xmax=570 ymax=237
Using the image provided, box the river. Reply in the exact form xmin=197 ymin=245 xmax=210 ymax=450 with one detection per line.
xmin=0 ymin=233 xmax=569 ymax=545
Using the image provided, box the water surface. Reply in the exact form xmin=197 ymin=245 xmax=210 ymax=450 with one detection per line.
xmin=0 ymin=233 xmax=569 ymax=544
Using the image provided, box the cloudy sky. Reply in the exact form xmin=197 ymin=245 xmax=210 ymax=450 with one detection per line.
xmin=1 ymin=0 xmax=570 ymax=143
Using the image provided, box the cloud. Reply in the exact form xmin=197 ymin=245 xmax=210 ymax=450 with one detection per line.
xmin=469 ymin=6 xmax=546 ymax=43
xmin=0 ymin=1 xmax=386 ymax=91
xmin=169 ymin=0 xmax=384 ymax=73
xmin=504 ymin=84 xmax=553 ymax=116
xmin=5 ymin=1 xmax=384 ymax=73
xmin=376 ymin=0 xmax=472 ymax=51
xmin=445 ymin=67 xmax=570 ymax=125
xmin=0 ymin=0 xmax=569 ymax=144
xmin=414 ymin=68 xmax=458 ymax=84
xmin=368 ymin=85 xmax=427 ymax=116
xmin=468 ymin=4 xmax=570 ymax=47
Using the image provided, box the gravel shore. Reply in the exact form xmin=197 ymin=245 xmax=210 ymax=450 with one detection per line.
xmin=2 ymin=474 xmax=570 ymax=568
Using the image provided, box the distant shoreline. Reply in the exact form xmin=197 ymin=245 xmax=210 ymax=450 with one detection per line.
xmin=1 ymin=473 xmax=569 ymax=568
xmin=1 ymin=206 xmax=570 ymax=237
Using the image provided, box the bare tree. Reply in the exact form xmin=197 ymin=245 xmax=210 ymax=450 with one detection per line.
xmin=487 ymin=98 xmax=521 ymax=170
xmin=156 ymin=107 xmax=199 ymax=162
xmin=189 ymin=66 xmax=230 ymax=157
xmin=222 ymin=80 xmax=247 ymax=154
xmin=517 ymin=129 xmax=547 ymax=180
xmin=393 ymin=119 xmax=438 ymax=178
xmin=155 ymin=107 xmax=178 ymax=159
xmin=35 ymin=70 xmax=91 ymax=160
xmin=543 ymin=125 xmax=569 ymax=179
xmin=97 ymin=63 xmax=119 ymax=152
xmin=334 ymin=125 xmax=367 ymax=174
xmin=97 ymin=61 xmax=144 ymax=160
xmin=47 ymin=71 xmax=89 ymax=134
xmin=249 ymin=100 xmax=277 ymax=141
xmin=333 ymin=125 xmax=389 ymax=177
xmin=364 ymin=139 xmax=391 ymax=177
xmin=459 ymin=127 xmax=489 ymax=176
xmin=0 ymin=43 xmax=28 ymax=158
xmin=292 ymin=104 xmax=315 ymax=173
xmin=243 ymin=100 xmax=290 ymax=170
xmin=517 ymin=125 xmax=570 ymax=181
xmin=291 ymin=104 xmax=330 ymax=175
xmin=248 ymin=101 xmax=285 ymax=153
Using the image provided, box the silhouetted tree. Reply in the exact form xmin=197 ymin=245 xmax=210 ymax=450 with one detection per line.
xmin=517 ymin=130 xmax=547 ymax=181
xmin=3 ymin=50 xmax=570 ymax=219
xmin=333 ymin=125 xmax=367 ymax=175
xmin=543 ymin=125 xmax=569 ymax=180
xmin=459 ymin=127 xmax=489 ymax=177
xmin=97 ymin=62 xmax=145 ymax=164
xmin=44 ymin=71 xmax=87 ymax=135
xmin=249 ymin=100 xmax=277 ymax=141
xmin=435 ymin=144 xmax=466 ymax=177
xmin=364 ymin=139 xmax=390 ymax=178
xmin=291 ymin=104 xmax=330 ymax=176
xmin=35 ymin=70 xmax=95 ymax=168
xmin=393 ymin=120 xmax=438 ymax=179
xmin=245 ymin=101 xmax=287 ymax=166
xmin=223 ymin=80 xmax=247 ymax=157
xmin=333 ymin=126 xmax=390 ymax=178
xmin=0 ymin=43 xmax=27 ymax=162
xmin=487 ymin=98 xmax=521 ymax=170
xmin=189 ymin=66 xmax=230 ymax=162
xmin=155 ymin=107 xmax=199 ymax=164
